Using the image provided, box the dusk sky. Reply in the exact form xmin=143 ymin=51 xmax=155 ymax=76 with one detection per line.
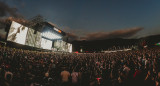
xmin=1 ymin=0 xmax=160 ymax=40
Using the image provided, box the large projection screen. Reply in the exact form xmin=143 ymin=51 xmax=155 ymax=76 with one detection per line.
xmin=25 ymin=28 xmax=41 ymax=48
xmin=41 ymin=38 xmax=52 ymax=50
xmin=7 ymin=21 xmax=28 ymax=45
xmin=25 ymin=28 xmax=36 ymax=47
xmin=67 ymin=43 xmax=72 ymax=53
xmin=35 ymin=31 xmax=42 ymax=48
xmin=54 ymin=40 xmax=63 ymax=51
xmin=54 ymin=40 xmax=72 ymax=52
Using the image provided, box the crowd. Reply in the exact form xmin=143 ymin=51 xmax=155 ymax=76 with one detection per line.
xmin=0 ymin=44 xmax=160 ymax=86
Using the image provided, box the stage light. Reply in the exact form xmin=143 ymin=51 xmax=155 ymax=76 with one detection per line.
xmin=42 ymin=31 xmax=62 ymax=40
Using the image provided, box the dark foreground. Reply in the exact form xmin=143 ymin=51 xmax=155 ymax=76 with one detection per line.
xmin=0 ymin=45 xmax=160 ymax=86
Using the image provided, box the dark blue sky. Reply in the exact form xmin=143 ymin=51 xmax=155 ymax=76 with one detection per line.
xmin=4 ymin=0 xmax=160 ymax=38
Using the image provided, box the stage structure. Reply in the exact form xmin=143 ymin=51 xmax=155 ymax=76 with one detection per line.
xmin=7 ymin=21 xmax=72 ymax=52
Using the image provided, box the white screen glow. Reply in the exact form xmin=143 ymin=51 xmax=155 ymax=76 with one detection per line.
xmin=7 ymin=21 xmax=28 ymax=45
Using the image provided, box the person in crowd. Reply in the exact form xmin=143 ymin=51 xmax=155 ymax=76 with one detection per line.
xmin=60 ymin=68 xmax=70 ymax=86
xmin=71 ymin=69 xmax=79 ymax=86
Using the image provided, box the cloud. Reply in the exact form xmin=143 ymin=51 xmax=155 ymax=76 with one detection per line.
xmin=65 ymin=27 xmax=143 ymax=41
xmin=0 ymin=1 xmax=28 ymax=26
xmin=0 ymin=1 xmax=27 ymax=39
xmin=66 ymin=32 xmax=79 ymax=41
xmin=62 ymin=26 xmax=89 ymax=41
xmin=80 ymin=27 xmax=143 ymax=41
xmin=62 ymin=26 xmax=89 ymax=36
xmin=0 ymin=1 xmax=22 ymax=18
xmin=6 ymin=17 xmax=29 ymax=25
